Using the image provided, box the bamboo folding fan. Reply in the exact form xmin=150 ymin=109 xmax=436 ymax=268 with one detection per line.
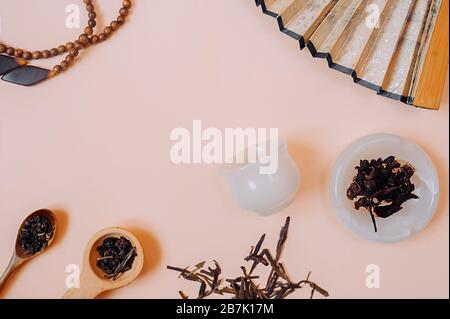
xmin=255 ymin=0 xmax=449 ymax=109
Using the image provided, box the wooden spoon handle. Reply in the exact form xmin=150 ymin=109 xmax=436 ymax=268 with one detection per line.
xmin=62 ymin=276 xmax=104 ymax=299
xmin=0 ymin=254 xmax=21 ymax=291
xmin=62 ymin=287 xmax=102 ymax=299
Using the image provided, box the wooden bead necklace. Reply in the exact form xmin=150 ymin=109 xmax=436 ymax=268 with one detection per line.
xmin=0 ymin=0 xmax=132 ymax=86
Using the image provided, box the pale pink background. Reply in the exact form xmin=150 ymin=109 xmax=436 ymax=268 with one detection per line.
xmin=0 ymin=0 xmax=448 ymax=299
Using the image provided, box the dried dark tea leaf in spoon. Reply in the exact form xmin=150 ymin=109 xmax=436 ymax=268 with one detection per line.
xmin=18 ymin=215 xmax=54 ymax=256
xmin=347 ymin=156 xmax=419 ymax=232
xmin=96 ymin=236 xmax=136 ymax=280
xmin=168 ymin=217 xmax=329 ymax=299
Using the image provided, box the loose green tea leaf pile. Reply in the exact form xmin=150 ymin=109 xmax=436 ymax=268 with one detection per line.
xmin=18 ymin=215 xmax=54 ymax=256
xmin=168 ymin=217 xmax=329 ymax=299
xmin=96 ymin=236 xmax=136 ymax=280
xmin=347 ymin=156 xmax=419 ymax=232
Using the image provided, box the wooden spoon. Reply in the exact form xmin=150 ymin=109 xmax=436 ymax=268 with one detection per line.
xmin=0 ymin=209 xmax=56 ymax=291
xmin=63 ymin=227 xmax=144 ymax=299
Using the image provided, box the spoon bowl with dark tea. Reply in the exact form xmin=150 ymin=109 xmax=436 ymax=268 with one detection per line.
xmin=0 ymin=209 xmax=56 ymax=291
xmin=63 ymin=227 xmax=144 ymax=299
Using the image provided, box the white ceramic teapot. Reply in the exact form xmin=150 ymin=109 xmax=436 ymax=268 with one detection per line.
xmin=222 ymin=139 xmax=300 ymax=216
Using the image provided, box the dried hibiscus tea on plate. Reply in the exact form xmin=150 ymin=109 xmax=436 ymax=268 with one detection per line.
xmin=346 ymin=156 xmax=419 ymax=232
xmin=96 ymin=236 xmax=136 ymax=280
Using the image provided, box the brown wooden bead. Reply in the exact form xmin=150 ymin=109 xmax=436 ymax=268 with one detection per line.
xmin=22 ymin=51 xmax=32 ymax=60
xmin=74 ymin=41 xmax=84 ymax=50
xmin=98 ymin=33 xmax=106 ymax=42
xmin=58 ymin=45 xmax=67 ymax=54
xmin=42 ymin=50 xmax=51 ymax=58
xmin=50 ymin=48 xmax=59 ymax=56
xmin=117 ymin=15 xmax=125 ymax=24
xmin=91 ymin=35 xmax=99 ymax=44
xmin=53 ymin=65 xmax=62 ymax=74
xmin=104 ymin=26 xmax=112 ymax=35
xmin=123 ymin=0 xmax=131 ymax=9
xmin=84 ymin=27 xmax=94 ymax=36
xmin=69 ymin=49 xmax=79 ymax=58
xmin=119 ymin=8 xmax=129 ymax=17
xmin=65 ymin=55 xmax=74 ymax=64
xmin=32 ymin=51 xmax=42 ymax=59
xmin=0 ymin=44 xmax=6 ymax=53
xmin=60 ymin=61 xmax=69 ymax=70
xmin=66 ymin=42 xmax=75 ymax=50
xmin=110 ymin=21 xmax=119 ymax=31
xmin=88 ymin=19 xmax=97 ymax=28
xmin=88 ymin=12 xmax=96 ymax=19
xmin=14 ymin=49 xmax=23 ymax=58
xmin=86 ymin=4 xmax=94 ymax=12
xmin=79 ymin=34 xmax=90 ymax=44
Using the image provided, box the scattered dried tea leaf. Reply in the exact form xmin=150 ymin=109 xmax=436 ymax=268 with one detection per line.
xmin=168 ymin=217 xmax=328 ymax=299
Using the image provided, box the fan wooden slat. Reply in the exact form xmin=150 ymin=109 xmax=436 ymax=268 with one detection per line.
xmin=354 ymin=0 xmax=415 ymax=91
xmin=308 ymin=0 xmax=364 ymax=58
xmin=278 ymin=0 xmax=339 ymax=48
xmin=261 ymin=0 xmax=296 ymax=16
xmin=277 ymin=0 xmax=311 ymax=38
xmin=329 ymin=0 xmax=390 ymax=74
xmin=381 ymin=0 xmax=432 ymax=100
xmin=412 ymin=0 xmax=448 ymax=109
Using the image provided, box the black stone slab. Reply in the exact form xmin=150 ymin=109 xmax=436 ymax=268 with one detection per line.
xmin=2 ymin=65 xmax=50 ymax=86
xmin=0 ymin=54 xmax=23 ymax=75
